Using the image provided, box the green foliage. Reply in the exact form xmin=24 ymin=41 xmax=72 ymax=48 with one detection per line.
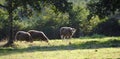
xmin=69 ymin=6 xmax=90 ymax=36
xmin=0 ymin=9 xmax=9 ymax=39
xmin=1 ymin=0 xmax=120 ymax=40
xmin=3 ymin=0 xmax=72 ymax=16
xmin=86 ymin=0 xmax=120 ymax=36
xmin=92 ymin=16 xmax=120 ymax=36
xmin=69 ymin=5 xmax=101 ymax=36
xmin=87 ymin=0 xmax=120 ymax=18
xmin=0 ymin=0 xmax=106 ymax=40
xmin=0 ymin=0 xmax=73 ymax=42
xmin=11 ymin=7 xmax=70 ymax=39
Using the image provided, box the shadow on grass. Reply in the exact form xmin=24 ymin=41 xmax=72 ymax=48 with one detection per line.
xmin=0 ymin=39 xmax=120 ymax=56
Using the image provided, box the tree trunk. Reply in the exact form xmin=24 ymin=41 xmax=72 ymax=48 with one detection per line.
xmin=4 ymin=0 xmax=14 ymax=47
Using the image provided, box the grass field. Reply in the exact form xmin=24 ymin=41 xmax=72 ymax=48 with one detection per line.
xmin=0 ymin=37 xmax=120 ymax=59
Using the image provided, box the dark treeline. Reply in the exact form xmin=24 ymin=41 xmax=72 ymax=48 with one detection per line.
xmin=0 ymin=0 xmax=120 ymax=41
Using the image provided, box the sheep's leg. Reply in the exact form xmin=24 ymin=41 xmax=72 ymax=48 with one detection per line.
xmin=69 ymin=36 xmax=72 ymax=39
xmin=61 ymin=35 xmax=63 ymax=39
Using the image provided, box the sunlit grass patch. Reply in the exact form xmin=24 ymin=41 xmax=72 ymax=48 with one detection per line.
xmin=0 ymin=37 xmax=120 ymax=59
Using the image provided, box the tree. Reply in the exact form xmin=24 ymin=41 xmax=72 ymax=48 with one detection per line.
xmin=87 ymin=0 xmax=120 ymax=18
xmin=87 ymin=0 xmax=120 ymax=36
xmin=0 ymin=0 xmax=72 ymax=46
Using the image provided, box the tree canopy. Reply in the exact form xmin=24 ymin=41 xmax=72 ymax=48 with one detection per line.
xmin=87 ymin=0 xmax=120 ymax=36
xmin=87 ymin=0 xmax=120 ymax=18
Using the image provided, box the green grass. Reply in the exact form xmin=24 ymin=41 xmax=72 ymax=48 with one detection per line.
xmin=1 ymin=37 xmax=120 ymax=59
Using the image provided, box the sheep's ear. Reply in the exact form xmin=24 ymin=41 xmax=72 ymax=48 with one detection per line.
xmin=75 ymin=29 xmax=76 ymax=31
xmin=73 ymin=28 xmax=76 ymax=33
xmin=72 ymin=28 xmax=75 ymax=31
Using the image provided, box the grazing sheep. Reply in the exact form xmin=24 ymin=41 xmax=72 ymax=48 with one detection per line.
xmin=15 ymin=31 xmax=33 ymax=43
xmin=28 ymin=30 xmax=49 ymax=43
xmin=60 ymin=27 xmax=76 ymax=39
